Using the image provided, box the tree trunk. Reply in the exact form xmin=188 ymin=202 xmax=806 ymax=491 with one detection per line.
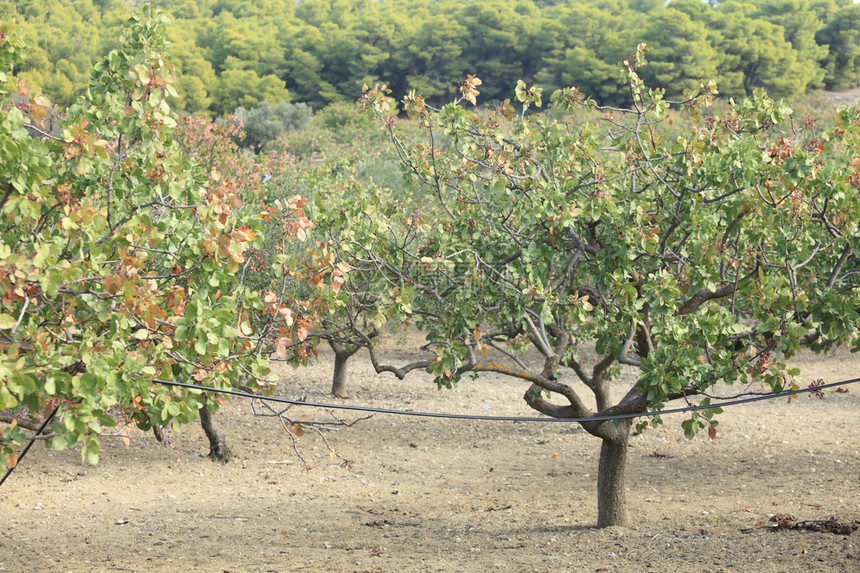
xmin=331 ymin=351 xmax=351 ymax=397
xmin=329 ymin=340 xmax=359 ymax=398
xmin=199 ymin=403 xmax=231 ymax=462
xmin=596 ymin=428 xmax=630 ymax=528
xmin=152 ymin=423 xmax=166 ymax=443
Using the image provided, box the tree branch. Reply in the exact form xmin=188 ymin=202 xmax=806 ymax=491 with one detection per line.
xmin=0 ymin=412 xmax=50 ymax=433
xmin=618 ymin=323 xmax=642 ymax=367
xmin=676 ymin=265 xmax=759 ymax=315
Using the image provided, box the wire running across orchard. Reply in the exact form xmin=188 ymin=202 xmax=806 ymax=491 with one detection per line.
xmin=1 ymin=376 xmax=857 ymax=490
xmin=0 ymin=404 xmax=59 ymax=488
xmin=150 ymin=376 xmax=860 ymax=424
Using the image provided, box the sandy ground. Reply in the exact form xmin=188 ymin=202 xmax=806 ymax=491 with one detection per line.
xmin=0 ymin=343 xmax=858 ymax=573
xmin=820 ymin=87 xmax=860 ymax=107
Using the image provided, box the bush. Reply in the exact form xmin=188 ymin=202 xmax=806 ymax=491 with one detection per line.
xmin=226 ymin=101 xmax=312 ymax=151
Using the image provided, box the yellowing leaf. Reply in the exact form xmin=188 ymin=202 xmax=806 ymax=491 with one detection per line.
xmin=460 ymin=75 xmax=482 ymax=105
xmin=119 ymin=422 xmax=134 ymax=447
xmin=289 ymin=424 xmax=305 ymax=438
xmin=133 ymin=64 xmax=150 ymax=84
xmin=297 ymin=320 xmax=311 ymax=341
xmin=331 ymin=274 xmax=345 ymax=293
xmin=279 ymin=307 xmax=294 ymax=327
xmin=0 ymin=314 xmax=16 ymax=329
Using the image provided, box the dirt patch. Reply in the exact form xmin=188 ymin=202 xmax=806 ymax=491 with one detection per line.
xmin=819 ymin=87 xmax=860 ymax=108
xmin=1 ymin=346 xmax=858 ymax=572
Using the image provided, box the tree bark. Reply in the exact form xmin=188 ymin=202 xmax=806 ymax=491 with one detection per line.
xmin=329 ymin=340 xmax=359 ymax=398
xmin=596 ymin=428 xmax=630 ymax=528
xmin=198 ymin=403 xmax=231 ymax=462
xmin=593 ymin=377 xmax=612 ymax=412
xmin=152 ymin=423 xmax=166 ymax=443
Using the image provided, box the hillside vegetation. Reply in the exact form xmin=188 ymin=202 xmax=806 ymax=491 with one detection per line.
xmin=2 ymin=0 xmax=860 ymax=118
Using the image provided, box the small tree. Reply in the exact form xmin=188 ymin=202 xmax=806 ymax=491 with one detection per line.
xmin=341 ymin=47 xmax=859 ymax=527
xmin=225 ymin=101 xmax=312 ymax=152
xmin=0 ymin=9 xmax=323 ymax=467
xmin=171 ymin=115 xmax=319 ymax=457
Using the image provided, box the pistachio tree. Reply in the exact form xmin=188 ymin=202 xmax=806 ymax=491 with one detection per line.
xmin=341 ymin=46 xmax=859 ymax=527
xmin=0 ymin=9 xmax=328 ymax=467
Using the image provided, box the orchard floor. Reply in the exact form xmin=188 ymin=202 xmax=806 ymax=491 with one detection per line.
xmin=1 ymin=344 xmax=858 ymax=573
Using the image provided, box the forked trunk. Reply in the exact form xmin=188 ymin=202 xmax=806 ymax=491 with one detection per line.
xmin=523 ymin=378 xmax=631 ymax=528
xmin=199 ymin=402 xmax=231 ymax=462
xmin=596 ymin=428 xmax=630 ymax=527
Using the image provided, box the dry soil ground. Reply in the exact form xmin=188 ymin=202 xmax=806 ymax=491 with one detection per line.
xmin=1 ymin=344 xmax=858 ymax=573
xmin=821 ymin=87 xmax=860 ymax=107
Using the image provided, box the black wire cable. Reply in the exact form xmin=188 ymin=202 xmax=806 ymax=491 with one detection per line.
xmin=150 ymin=376 xmax=860 ymax=423
xmin=1 ymin=377 xmax=856 ymax=489
xmin=0 ymin=404 xmax=59 ymax=488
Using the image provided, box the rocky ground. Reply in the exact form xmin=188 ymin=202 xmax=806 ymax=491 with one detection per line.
xmin=0 ymin=344 xmax=858 ymax=572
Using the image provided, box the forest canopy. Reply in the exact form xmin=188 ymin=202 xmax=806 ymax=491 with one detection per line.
xmin=1 ymin=0 xmax=859 ymax=117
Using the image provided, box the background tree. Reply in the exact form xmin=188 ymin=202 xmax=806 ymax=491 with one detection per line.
xmin=164 ymin=23 xmax=219 ymax=116
xmin=346 ymin=1 xmax=416 ymax=107
xmin=535 ymin=0 xmax=633 ymax=105
xmin=4 ymin=0 xmax=860 ymax=116
xmin=752 ymin=0 xmax=828 ymax=91
xmin=208 ymin=68 xmax=291 ymax=118
xmin=636 ymin=7 xmax=720 ymax=96
xmin=817 ymin=2 xmax=860 ymax=90
xmin=345 ymin=49 xmax=859 ymax=527
xmin=0 ymin=0 xmax=126 ymax=109
xmin=456 ymin=0 xmax=543 ymax=103
xmin=713 ymin=4 xmax=813 ymax=98
xmin=405 ymin=14 xmax=469 ymax=104
xmin=276 ymin=107 xmax=404 ymax=397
